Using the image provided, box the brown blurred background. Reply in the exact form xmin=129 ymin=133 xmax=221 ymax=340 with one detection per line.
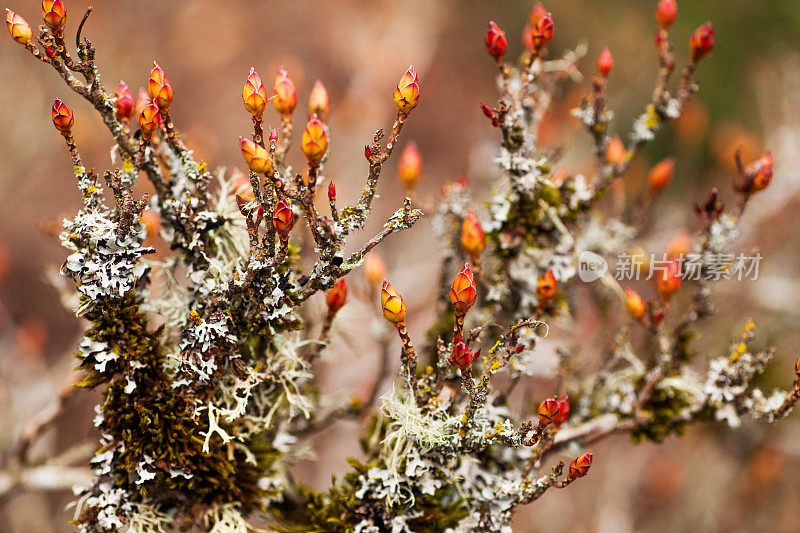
xmin=2 ymin=1 xmax=800 ymax=531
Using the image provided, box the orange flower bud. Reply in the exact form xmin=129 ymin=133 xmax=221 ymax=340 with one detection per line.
xmin=397 ymin=142 xmax=422 ymax=189
xmin=569 ymin=452 xmax=593 ymax=479
xmin=309 ymin=80 xmax=330 ymax=117
xmin=114 ymin=80 xmax=134 ymax=122
xmin=272 ymin=199 xmax=295 ymax=236
xmin=536 ymin=269 xmax=557 ymax=304
xmin=795 ymin=356 xmax=800 ymax=378
xmin=657 ymin=259 xmax=681 ymax=301
xmin=148 ymin=62 xmax=173 ymax=112
xmin=6 ymin=9 xmax=32 ymax=44
xmin=239 ymin=137 xmax=273 ymax=174
xmin=41 ymin=0 xmax=66 ymax=32
xmin=381 ymin=280 xmax=407 ymax=324
xmin=736 ymin=151 xmax=774 ymax=195
xmin=689 ymin=23 xmax=714 ymax=62
xmin=328 ymin=181 xmax=336 ymax=201
xmin=364 ymin=253 xmax=386 ymax=287
xmin=667 ymin=231 xmax=691 ymax=260
xmin=656 ymin=0 xmax=677 ymax=31
xmin=648 ymin=157 xmax=675 ymax=193
xmin=325 ymin=278 xmax=348 ymax=315
xmin=531 ymin=12 xmax=554 ymax=50
xmin=394 ymin=65 xmax=420 ymax=114
xmin=138 ymin=101 xmax=161 ymax=136
xmin=449 ymin=333 xmax=479 ymax=371
xmin=140 ymin=210 xmax=161 ymax=241
xmin=624 ymin=288 xmax=646 ymax=319
xmin=554 ymin=395 xmax=570 ymax=426
xmin=485 ymin=21 xmax=507 ymax=61
xmin=448 ymin=263 xmax=477 ymax=317
xmin=597 ymin=47 xmax=614 ymax=77
xmin=231 ymin=169 xmax=255 ymax=202
xmin=133 ymin=88 xmax=150 ymax=122
xmin=605 ymin=136 xmax=628 ymax=165
xmin=537 ymin=396 xmax=561 ymax=427
xmin=301 ymin=116 xmax=328 ymax=164
xmin=243 ymin=67 xmax=268 ymax=119
xmin=273 ymin=66 xmax=297 ymax=117
xmin=461 ymin=211 xmax=485 ymax=257
xmin=51 ymin=98 xmax=73 ymax=134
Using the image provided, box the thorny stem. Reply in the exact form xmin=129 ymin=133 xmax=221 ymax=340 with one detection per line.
xmin=772 ymin=380 xmax=800 ymax=419
xmin=516 ymin=461 xmax=564 ymax=505
xmin=7 ymin=372 xmax=83 ymax=465
xmin=308 ymin=311 xmax=335 ymax=362
xmin=395 ymin=320 xmax=423 ymax=406
xmin=253 ymin=116 xmax=264 ymax=147
xmin=459 ymin=319 xmax=539 ymax=445
xmin=160 ymin=110 xmax=187 ymax=153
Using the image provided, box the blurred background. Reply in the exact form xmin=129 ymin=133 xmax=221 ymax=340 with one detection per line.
xmin=2 ymin=0 xmax=800 ymax=531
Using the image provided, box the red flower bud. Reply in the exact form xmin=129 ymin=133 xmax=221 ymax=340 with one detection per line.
xmin=736 ymin=151 xmax=774 ymax=195
xmin=328 ymin=181 xmax=336 ymax=201
xmin=531 ymin=12 xmax=554 ymax=50
xmin=5 ymin=9 xmax=32 ymax=44
xmin=537 ymin=396 xmax=561 ymax=427
xmin=269 ymin=127 xmax=278 ymax=143
xmin=461 ymin=211 xmax=485 ymax=257
xmin=449 ymin=333 xmax=479 ymax=371
xmin=569 ymin=453 xmax=593 ymax=479
xmin=481 ymin=103 xmax=493 ymax=118
xmin=41 ymin=0 xmax=66 ymax=32
xmin=301 ymin=115 xmax=328 ymax=164
xmin=398 ymin=141 xmax=422 ymax=190
xmin=325 ymin=278 xmax=348 ymax=315
xmin=485 ymin=21 xmax=507 ymax=61
xmin=309 ymin=80 xmax=330 ymax=117
xmin=448 ymin=263 xmax=477 ymax=317
xmin=648 ymin=157 xmax=675 ymax=193
xmin=364 ymin=145 xmax=372 ymax=159
xmin=381 ymin=280 xmax=407 ymax=324
xmin=243 ymin=67 xmax=268 ymax=119
xmin=51 ymin=98 xmax=73 ymax=135
xmin=656 ymin=259 xmax=681 ymax=301
xmin=536 ymin=269 xmax=557 ymax=305
xmin=529 ymin=3 xmax=548 ymax=25
xmin=555 ymin=395 xmax=570 ymax=426
xmin=240 ymin=137 xmax=273 ymax=174
xmin=624 ymin=288 xmax=646 ymax=319
xmin=656 ymin=0 xmax=677 ymax=30
xmin=272 ymin=199 xmax=295 ymax=236
xmin=597 ymin=47 xmax=614 ymax=77
xmin=689 ymin=22 xmax=714 ymax=62
xmin=273 ymin=66 xmax=297 ymax=117
xmin=114 ymin=80 xmax=134 ymax=122
xmin=394 ymin=65 xmax=420 ymax=114
xmin=138 ymin=101 xmax=161 ymax=137
xmin=148 ymin=62 xmax=173 ymax=112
